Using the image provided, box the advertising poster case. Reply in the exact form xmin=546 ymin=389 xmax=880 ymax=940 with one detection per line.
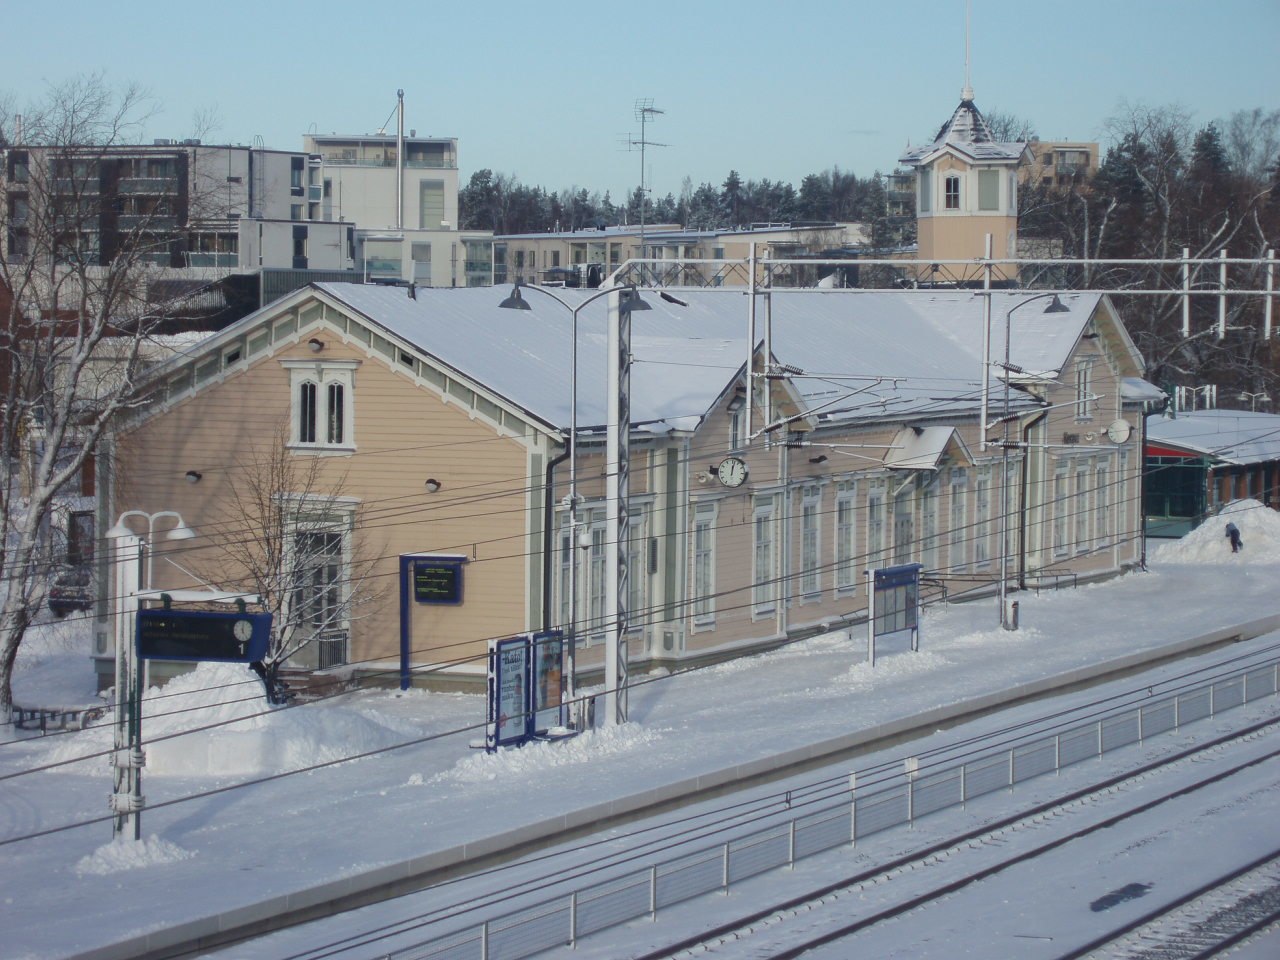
xmin=489 ymin=636 xmax=531 ymax=750
xmin=532 ymin=631 xmax=564 ymax=733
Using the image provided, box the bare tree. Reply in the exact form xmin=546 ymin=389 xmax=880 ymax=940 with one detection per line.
xmin=193 ymin=427 xmax=382 ymax=702
xmin=0 ymin=75 xmax=179 ymax=716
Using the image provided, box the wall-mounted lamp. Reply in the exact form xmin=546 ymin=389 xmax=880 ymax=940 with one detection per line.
xmin=424 ymin=478 xmax=442 ymax=493
xmin=308 ymin=338 xmax=325 ymax=353
xmin=184 ymin=470 xmax=203 ymax=483
xmin=808 ymin=455 xmax=828 ymax=465
xmin=726 ymin=394 xmax=746 ymax=413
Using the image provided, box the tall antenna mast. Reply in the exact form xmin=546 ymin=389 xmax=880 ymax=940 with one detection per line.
xmin=629 ymin=99 xmax=667 ymax=270
xmin=962 ymin=0 xmax=974 ymax=101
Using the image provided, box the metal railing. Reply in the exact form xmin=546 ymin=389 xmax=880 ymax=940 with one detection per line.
xmin=398 ymin=656 xmax=1280 ymax=960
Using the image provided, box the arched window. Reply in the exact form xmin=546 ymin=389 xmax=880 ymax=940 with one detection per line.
xmin=944 ymin=175 xmax=961 ymax=210
xmin=284 ymin=359 xmax=359 ymax=450
xmin=326 ymin=381 xmax=344 ymax=444
xmin=298 ymin=381 xmax=317 ymax=443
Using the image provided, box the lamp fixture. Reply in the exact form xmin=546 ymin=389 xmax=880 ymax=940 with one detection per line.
xmin=424 ymin=478 xmax=442 ymax=493
xmin=808 ymin=455 xmax=828 ymax=464
xmin=308 ymin=338 xmax=325 ymax=352
xmin=1043 ymin=294 xmax=1070 ymax=314
xmin=184 ymin=470 xmax=202 ymax=484
xmin=498 ymin=283 xmax=532 ymax=311
xmin=726 ymin=394 xmax=745 ymax=413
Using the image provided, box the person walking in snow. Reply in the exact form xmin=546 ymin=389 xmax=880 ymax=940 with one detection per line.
xmin=1225 ymin=521 xmax=1243 ymax=553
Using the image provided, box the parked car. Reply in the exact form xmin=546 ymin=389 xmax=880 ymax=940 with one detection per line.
xmin=48 ymin=566 xmax=94 ymax=618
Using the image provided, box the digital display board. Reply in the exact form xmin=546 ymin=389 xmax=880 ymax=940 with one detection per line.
xmin=136 ymin=609 xmax=272 ymax=662
xmin=413 ymin=560 xmax=463 ymax=604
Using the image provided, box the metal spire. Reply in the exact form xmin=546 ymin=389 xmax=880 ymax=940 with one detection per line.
xmin=962 ymin=0 xmax=974 ymax=101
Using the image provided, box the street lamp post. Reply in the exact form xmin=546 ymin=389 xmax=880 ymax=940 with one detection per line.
xmin=498 ymin=282 xmax=651 ymax=727
xmin=1237 ymin=391 xmax=1271 ymax=412
xmin=105 ymin=510 xmax=196 ymax=839
xmin=986 ymin=293 xmax=1069 ymax=631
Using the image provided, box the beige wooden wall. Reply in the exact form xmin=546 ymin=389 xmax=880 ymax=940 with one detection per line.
xmin=112 ymin=314 xmax=539 ymax=672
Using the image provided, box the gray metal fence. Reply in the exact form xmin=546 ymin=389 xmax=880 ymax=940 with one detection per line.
xmin=398 ymin=660 xmax=1280 ymax=960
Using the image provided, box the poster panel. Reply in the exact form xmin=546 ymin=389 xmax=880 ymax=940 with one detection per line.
xmin=531 ymin=631 xmax=564 ymax=733
xmin=489 ymin=636 xmax=531 ymax=750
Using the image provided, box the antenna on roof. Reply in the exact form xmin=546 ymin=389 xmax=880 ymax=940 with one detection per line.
xmin=962 ymin=0 xmax=974 ymax=101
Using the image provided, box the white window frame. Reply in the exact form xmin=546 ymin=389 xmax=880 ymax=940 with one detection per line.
xmin=944 ymin=174 xmax=961 ymax=210
xmin=834 ymin=480 xmax=858 ymax=592
xmin=586 ymin=509 xmax=607 ymax=646
xmin=1074 ymin=359 xmax=1094 ymax=421
xmin=626 ymin=503 xmax=648 ymax=634
xmin=1075 ymin=461 xmax=1091 ymax=554
xmin=892 ymin=481 xmax=915 ymax=566
xmin=920 ymin=477 xmax=939 ymax=571
xmin=557 ymin=517 xmax=572 ymax=631
xmin=799 ymin=485 xmax=822 ymax=600
xmin=974 ymin=466 xmax=992 ymax=568
xmin=280 ymin=496 xmax=356 ymax=667
xmin=1052 ymin=462 xmax=1070 ymax=558
xmin=692 ymin=502 xmax=717 ymax=628
xmin=752 ymin=497 xmax=777 ymax=617
xmin=949 ymin=467 xmax=968 ymax=572
xmin=283 ymin=359 xmax=359 ymax=452
xmin=1095 ymin=459 xmax=1111 ymax=548
xmin=866 ymin=477 xmax=886 ymax=570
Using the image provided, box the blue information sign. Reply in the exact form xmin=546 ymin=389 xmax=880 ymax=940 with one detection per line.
xmin=136 ymin=609 xmax=272 ymax=663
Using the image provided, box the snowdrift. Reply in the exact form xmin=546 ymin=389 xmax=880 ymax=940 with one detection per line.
xmin=1150 ymin=499 xmax=1280 ymax=564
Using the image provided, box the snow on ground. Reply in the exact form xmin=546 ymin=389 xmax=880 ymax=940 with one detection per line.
xmin=74 ymin=834 xmax=196 ymax=877
xmin=10 ymin=610 xmax=102 ymax=708
xmin=4 ymin=536 xmax=1280 ymax=959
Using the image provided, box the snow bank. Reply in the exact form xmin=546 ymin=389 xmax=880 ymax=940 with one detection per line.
xmin=48 ymin=662 xmax=427 ymax=778
xmin=1151 ymin=500 xmax=1280 ymax=564
xmin=74 ymin=835 xmax=195 ymax=876
xmin=427 ymin=722 xmax=669 ymax=785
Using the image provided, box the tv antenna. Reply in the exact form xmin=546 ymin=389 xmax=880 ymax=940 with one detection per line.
xmin=623 ymin=99 xmax=668 ymax=251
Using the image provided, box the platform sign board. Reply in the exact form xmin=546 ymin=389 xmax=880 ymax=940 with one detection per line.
xmin=488 ymin=636 xmax=531 ymax=751
xmin=136 ymin=609 xmax=272 ymax=663
xmin=531 ymin=631 xmax=565 ymax=734
xmin=413 ymin=559 xmax=464 ymax=605
xmin=867 ymin=563 xmax=923 ymax=667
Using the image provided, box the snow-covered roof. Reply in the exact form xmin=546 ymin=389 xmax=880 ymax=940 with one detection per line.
xmin=1121 ymin=376 xmax=1167 ymax=404
xmin=311 ymin=284 xmax=1114 ymax=434
xmin=900 ymin=98 xmax=1026 ymax=166
xmin=883 ymin=426 xmax=972 ymax=471
xmin=1147 ymin=409 xmax=1280 ymax=466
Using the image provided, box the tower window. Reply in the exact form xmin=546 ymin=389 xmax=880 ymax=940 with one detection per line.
xmin=945 ymin=176 xmax=961 ymax=210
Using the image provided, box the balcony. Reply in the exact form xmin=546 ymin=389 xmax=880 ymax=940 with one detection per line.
xmin=118 ymin=178 xmax=180 ymax=195
xmin=117 ymin=215 xmax=178 ymax=230
xmin=319 ymin=156 xmax=457 ymax=170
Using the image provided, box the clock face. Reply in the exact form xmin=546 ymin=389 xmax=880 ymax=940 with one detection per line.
xmin=716 ymin=456 xmax=748 ymax=488
xmin=233 ymin=619 xmax=254 ymax=643
xmin=1105 ymin=419 xmax=1132 ymax=444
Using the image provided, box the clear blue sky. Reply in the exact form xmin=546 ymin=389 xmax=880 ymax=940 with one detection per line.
xmin=4 ymin=0 xmax=1277 ymax=200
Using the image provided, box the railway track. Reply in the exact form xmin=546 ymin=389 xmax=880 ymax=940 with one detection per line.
xmin=189 ymin=657 xmax=1280 ymax=960
xmin=629 ymin=719 xmax=1280 ymax=960
xmin=1065 ymin=853 xmax=1280 ymax=960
